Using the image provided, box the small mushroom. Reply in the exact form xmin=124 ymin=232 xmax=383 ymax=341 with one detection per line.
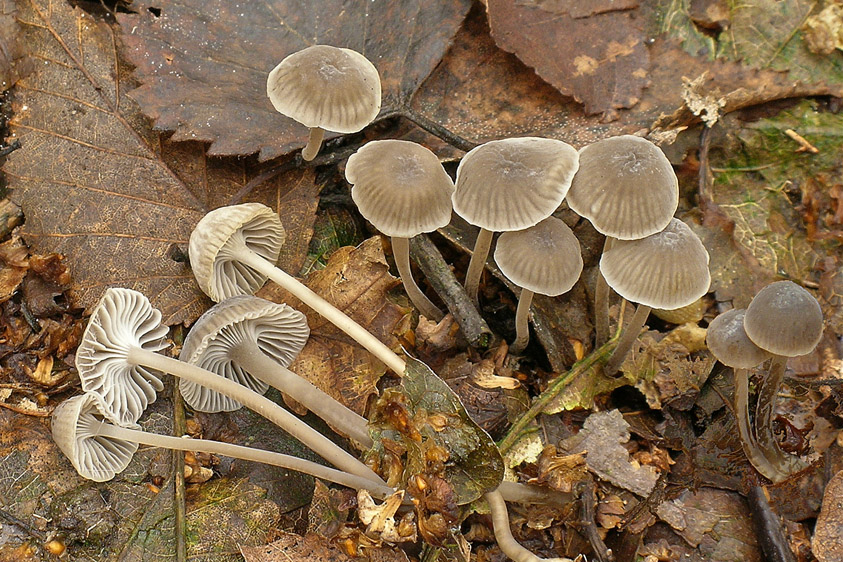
xmin=485 ymin=489 xmax=574 ymax=562
xmin=346 ymin=140 xmax=454 ymax=321
xmin=267 ymin=45 xmax=381 ymax=161
xmin=599 ymin=218 xmax=710 ymax=376
xmin=494 ymin=217 xmax=583 ymax=353
xmin=189 ymin=203 xmax=406 ymax=375
xmin=52 ymin=393 xmax=393 ymax=496
xmin=566 ymin=135 xmax=679 ymax=346
xmin=743 ymin=281 xmax=823 ymax=479
xmin=76 ymin=288 xmax=383 ymax=483
xmin=179 ymin=295 xmax=371 ymax=446
xmin=452 ymin=137 xmax=579 ymax=305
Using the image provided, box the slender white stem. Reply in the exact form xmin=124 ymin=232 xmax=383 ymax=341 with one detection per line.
xmin=126 ymin=346 xmax=384 ymax=484
xmin=485 ymin=490 xmax=573 ymax=562
xmin=603 ymin=303 xmax=651 ymax=376
xmin=464 ymin=228 xmax=494 ymax=305
xmin=392 ymin=237 xmax=444 ymax=321
xmin=94 ymin=420 xmax=393 ymax=497
xmin=229 ymin=341 xmax=372 ymax=447
xmin=594 ymin=237 xmax=614 ymax=347
xmin=510 ymin=289 xmax=535 ymax=354
xmin=733 ymin=369 xmax=790 ymax=481
xmin=301 ymin=127 xmax=325 ymax=161
xmin=238 ymin=247 xmax=407 ymax=375
xmin=495 ymin=481 xmax=572 ymax=506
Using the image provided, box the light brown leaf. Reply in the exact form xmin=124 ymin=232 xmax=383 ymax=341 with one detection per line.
xmin=814 ymin=468 xmax=843 ymax=562
xmin=5 ymin=0 xmax=320 ymax=324
xmin=240 ymin=531 xmax=409 ymax=562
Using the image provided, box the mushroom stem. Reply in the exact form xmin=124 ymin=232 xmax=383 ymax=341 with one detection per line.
xmin=495 ymin=481 xmax=572 ymax=506
xmin=391 ymin=237 xmax=444 ymax=321
xmin=594 ymin=237 xmax=615 ymax=347
xmin=124 ymin=346 xmax=385 ymax=484
xmin=754 ymin=355 xmax=808 ymax=480
xmin=301 ymin=127 xmax=325 ymax=161
xmin=464 ymin=227 xmax=494 ymax=305
xmin=733 ymin=368 xmax=790 ymax=481
xmin=510 ymin=289 xmax=535 ymax=354
xmin=232 ymin=242 xmax=407 ymax=376
xmin=91 ymin=419 xmax=394 ymax=498
xmin=485 ymin=490 xmax=573 ymax=562
xmin=228 ymin=341 xmax=372 ymax=447
xmin=603 ymin=303 xmax=651 ymax=376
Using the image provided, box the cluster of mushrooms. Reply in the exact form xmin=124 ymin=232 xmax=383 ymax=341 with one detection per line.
xmin=51 ymin=45 xmax=826 ymax=561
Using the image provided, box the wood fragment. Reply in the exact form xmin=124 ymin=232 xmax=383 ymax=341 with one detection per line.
xmin=784 ymin=128 xmax=819 ymax=154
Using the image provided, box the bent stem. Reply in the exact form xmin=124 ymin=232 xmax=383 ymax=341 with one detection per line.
xmin=93 ymin=420 xmax=394 ymax=498
xmin=392 ymin=237 xmax=444 ymax=321
xmin=229 ymin=341 xmax=372 ymax=447
xmin=233 ymin=242 xmax=407 ymax=376
xmin=464 ymin=228 xmax=494 ymax=306
xmin=301 ymin=127 xmax=325 ymax=161
xmin=486 ymin=490 xmax=573 ymax=562
xmin=733 ymin=369 xmax=790 ymax=482
xmin=754 ymin=356 xmax=808 ymax=481
xmin=594 ymin=237 xmax=614 ymax=347
xmin=603 ymin=303 xmax=651 ymax=376
xmin=126 ymin=346 xmax=384 ymax=484
xmin=510 ymin=289 xmax=535 ymax=354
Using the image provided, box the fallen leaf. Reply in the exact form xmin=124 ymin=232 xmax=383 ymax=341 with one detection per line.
xmin=117 ymin=0 xmax=472 ymax=161
xmin=558 ymin=409 xmax=659 ymax=496
xmin=813 ymin=468 xmax=843 ymax=562
xmin=240 ymin=531 xmax=409 ymax=562
xmin=6 ymin=0 xmax=321 ymax=325
xmin=0 ymin=235 xmax=28 ymax=302
xmin=0 ymin=2 xmax=29 ymax=90
xmin=486 ymin=0 xmax=649 ymax=117
xmin=259 ymin=236 xmax=408 ymax=415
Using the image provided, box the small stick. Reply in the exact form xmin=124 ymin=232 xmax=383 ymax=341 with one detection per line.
xmin=410 ymin=234 xmax=493 ymax=348
xmin=578 ymin=481 xmax=614 ymax=562
xmin=747 ymin=486 xmax=796 ymax=562
xmin=784 ymin=129 xmax=819 ymax=154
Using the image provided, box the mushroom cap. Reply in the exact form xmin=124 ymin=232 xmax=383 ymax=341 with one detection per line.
xmin=52 ymin=393 xmax=139 ymax=482
xmin=346 ymin=140 xmax=455 ymax=238
xmin=494 ymin=217 xmax=583 ymax=297
xmin=267 ymin=45 xmax=381 ymax=134
xmin=179 ymin=296 xmax=310 ymax=413
xmin=706 ymin=308 xmax=772 ymax=369
xmin=567 ymin=135 xmax=679 ymax=240
xmin=744 ymin=281 xmax=824 ymax=357
xmin=599 ymin=218 xmax=710 ymax=309
xmin=76 ymin=288 xmax=169 ymax=426
xmin=189 ymin=203 xmax=285 ymax=302
xmin=452 ymin=137 xmax=579 ymax=232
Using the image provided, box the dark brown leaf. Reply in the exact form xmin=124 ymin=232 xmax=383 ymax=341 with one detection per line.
xmin=240 ymin=531 xmax=409 ymax=562
xmin=6 ymin=0 xmax=320 ymax=325
xmin=117 ymin=0 xmax=472 ymax=161
xmin=0 ymin=1 xmax=30 ymax=90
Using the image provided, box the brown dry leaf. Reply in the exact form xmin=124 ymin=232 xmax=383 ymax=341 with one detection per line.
xmin=0 ymin=1 xmax=29 ymax=90
xmin=5 ymin=0 xmax=320 ymax=325
xmin=240 ymin=531 xmax=409 ymax=562
xmin=486 ymin=0 xmax=649 ymax=118
xmin=814 ymin=468 xmax=843 ymax=561
xmin=117 ymin=0 xmax=472 ymax=161
xmin=535 ymin=446 xmax=587 ymax=494
xmin=558 ymin=409 xmax=659 ymax=497
xmin=259 ymin=237 xmax=408 ymax=415
xmin=0 ymin=235 xmax=28 ymax=302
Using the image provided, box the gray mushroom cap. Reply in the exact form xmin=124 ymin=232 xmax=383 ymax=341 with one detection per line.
xmin=347 ymin=140 xmax=455 ymax=238
xmin=744 ymin=281 xmax=824 ymax=357
xmin=76 ymin=288 xmax=169 ymax=426
xmin=453 ymin=137 xmax=579 ymax=232
xmin=706 ymin=308 xmax=772 ymax=369
xmin=567 ymin=135 xmax=679 ymax=240
xmin=600 ymin=218 xmax=711 ymax=309
xmin=52 ymin=393 xmax=139 ymax=482
xmin=494 ymin=217 xmax=583 ymax=297
xmin=267 ymin=45 xmax=381 ymax=134
xmin=189 ymin=203 xmax=285 ymax=302
xmin=179 ymin=296 xmax=310 ymax=413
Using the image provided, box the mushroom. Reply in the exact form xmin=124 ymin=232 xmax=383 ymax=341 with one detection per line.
xmin=566 ymin=135 xmax=679 ymax=346
xmin=346 ymin=140 xmax=454 ymax=321
xmin=743 ymin=281 xmax=823 ymax=478
xmin=189 ymin=203 xmax=406 ymax=375
xmin=52 ymin=393 xmax=394 ymax=497
xmin=485 ymin=490 xmax=574 ymax=562
xmin=267 ymin=45 xmax=381 ymax=161
xmin=705 ymin=308 xmax=791 ymax=481
xmin=599 ymin=218 xmax=710 ymax=376
xmin=494 ymin=216 xmax=583 ymax=353
xmin=76 ymin=287 xmax=384 ymax=483
xmin=179 ymin=295 xmax=371 ymax=446
xmin=452 ymin=137 xmax=579 ymax=305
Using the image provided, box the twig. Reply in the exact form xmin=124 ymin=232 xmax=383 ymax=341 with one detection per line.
xmin=0 ymin=506 xmax=45 ymax=541
xmin=386 ymin=109 xmax=477 ymax=153
xmin=0 ymin=140 xmax=21 ymax=157
xmin=409 ymin=234 xmax=493 ymax=348
xmin=497 ymin=338 xmax=617 ymax=454
xmin=747 ymin=486 xmax=796 ymax=562
xmin=0 ymin=401 xmax=51 ymax=417
xmin=784 ymin=129 xmax=819 ymax=154
xmin=698 ymin=126 xmax=714 ymax=208
xmin=578 ymin=481 xmax=613 ymax=562
xmin=173 ymin=385 xmax=187 ymax=562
